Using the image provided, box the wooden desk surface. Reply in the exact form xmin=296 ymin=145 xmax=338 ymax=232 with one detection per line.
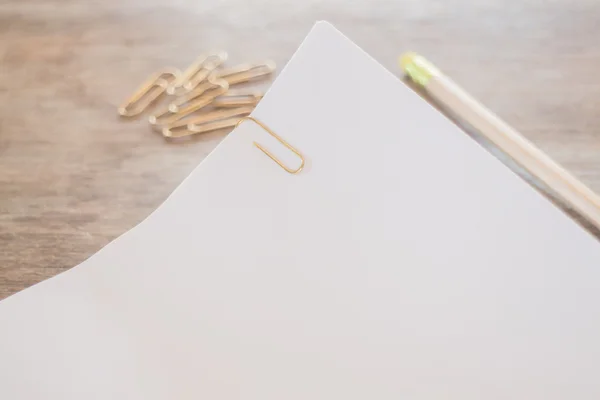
xmin=1 ymin=1 xmax=599 ymax=299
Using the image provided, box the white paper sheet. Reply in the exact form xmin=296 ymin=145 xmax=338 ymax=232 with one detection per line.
xmin=2 ymin=22 xmax=600 ymax=400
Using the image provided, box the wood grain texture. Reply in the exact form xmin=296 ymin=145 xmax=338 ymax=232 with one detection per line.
xmin=1 ymin=0 xmax=600 ymax=299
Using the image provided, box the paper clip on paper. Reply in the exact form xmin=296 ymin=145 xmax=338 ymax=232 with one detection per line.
xmin=118 ymin=69 xmax=181 ymax=117
xmin=236 ymin=116 xmax=305 ymax=175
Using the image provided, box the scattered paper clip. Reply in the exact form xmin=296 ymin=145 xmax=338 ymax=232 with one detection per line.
xmin=210 ymin=61 xmax=276 ymax=86
xmin=168 ymin=80 xmax=220 ymax=110
xmin=165 ymin=56 xmax=207 ymax=96
xmin=162 ymin=106 xmax=254 ymax=138
xmin=212 ymin=91 xmax=264 ymax=108
xmin=118 ymin=69 xmax=181 ymax=117
xmin=148 ymin=79 xmax=229 ymax=126
xmin=166 ymin=52 xmax=227 ymax=95
xmin=179 ymin=52 xmax=228 ymax=92
xmin=118 ymin=52 xmax=276 ymax=147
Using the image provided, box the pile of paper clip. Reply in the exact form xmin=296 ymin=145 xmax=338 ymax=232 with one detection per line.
xmin=118 ymin=52 xmax=275 ymax=139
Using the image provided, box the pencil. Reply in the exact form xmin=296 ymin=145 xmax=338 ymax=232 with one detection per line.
xmin=400 ymin=52 xmax=600 ymax=230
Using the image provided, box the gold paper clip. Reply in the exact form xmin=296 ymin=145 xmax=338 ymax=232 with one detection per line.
xmin=149 ymin=79 xmax=229 ymax=126
xmin=165 ymin=56 xmax=207 ymax=96
xmin=235 ymin=116 xmax=304 ymax=174
xmin=181 ymin=52 xmax=228 ymax=92
xmin=162 ymin=106 xmax=254 ymax=138
xmin=118 ymin=69 xmax=180 ymax=117
xmin=168 ymin=80 xmax=220 ymax=110
xmin=167 ymin=52 xmax=228 ymax=95
xmin=212 ymin=91 xmax=264 ymax=108
xmin=210 ymin=61 xmax=276 ymax=86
